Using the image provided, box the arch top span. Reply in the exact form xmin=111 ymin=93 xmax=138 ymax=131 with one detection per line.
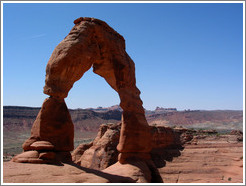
xmin=44 ymin=17 xmax=129 ymax=98
xmin=73 ymin=17 xmax=125 ymax=42
xmin=18 ymin=17 xmax=152 ymax=165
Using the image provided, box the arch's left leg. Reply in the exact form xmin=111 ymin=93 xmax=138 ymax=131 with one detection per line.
xmin=13 ymin=20 xmax=98 ymax=164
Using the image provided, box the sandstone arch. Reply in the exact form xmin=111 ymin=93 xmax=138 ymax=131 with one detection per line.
xmin=13 ymin=17 xmax=152 ymax=164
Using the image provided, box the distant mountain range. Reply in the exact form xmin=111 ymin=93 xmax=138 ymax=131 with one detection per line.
xmin=3 ymin=105 xmax=243 ymax=133
xmin=85 ymin=106 xmax=243 ymax=132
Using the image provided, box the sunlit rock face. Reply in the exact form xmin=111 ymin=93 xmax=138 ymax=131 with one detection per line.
xmin=13 ymin=17 xmax=151 ymax=164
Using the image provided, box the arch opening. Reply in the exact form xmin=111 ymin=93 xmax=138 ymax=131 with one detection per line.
xmin=66 ymin=68 xmax=120 ymax=110
xmin=66 ymin=68 xmax=121 ymax=145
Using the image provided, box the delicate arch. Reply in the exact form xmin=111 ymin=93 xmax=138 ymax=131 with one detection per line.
xmin=20 ymin=17 xmax=152 ymax=164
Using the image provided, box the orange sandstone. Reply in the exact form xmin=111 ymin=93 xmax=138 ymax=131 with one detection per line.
xmin=13 ymin=17 xmax=152 ymax=164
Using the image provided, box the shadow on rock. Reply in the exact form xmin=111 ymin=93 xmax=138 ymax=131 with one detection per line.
xmin=102 ymin=159 xmax=163 ymax=183
xmin=68 ymin=162 xmax=135 ymax=183
xmin=151 ymin=145 xmax=184 ymax=168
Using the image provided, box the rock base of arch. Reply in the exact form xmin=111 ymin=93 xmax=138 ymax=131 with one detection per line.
xmin=11 ymin=150 xmax=72 ymax=165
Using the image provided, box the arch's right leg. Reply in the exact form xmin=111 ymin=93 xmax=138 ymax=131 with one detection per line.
xmin=93 ymin=51 xmax=152 ymax=164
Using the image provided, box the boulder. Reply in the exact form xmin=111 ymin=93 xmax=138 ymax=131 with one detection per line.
xmin=230 ymin=130 xmax=243 ymax=141
xmin=103 ymin=161 xmax=152 ymax=183
xmin=11 ymin=151 xmax=47 ymax=164
xmin=72 ymin=123 xmax=120 ymax=170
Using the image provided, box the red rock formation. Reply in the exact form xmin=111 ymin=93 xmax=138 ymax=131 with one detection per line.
xmin=22 ymin=97 xmax=74 ymax=152
xmin=72 ymin=123 xmax=121 ymax=170
xmin=230 ymin=130 xmax=243 ymax=141
xmin=13 ymin=17 xmax=151 ymax=164
xmin=72 ymin=123 xmax=193 ymax=170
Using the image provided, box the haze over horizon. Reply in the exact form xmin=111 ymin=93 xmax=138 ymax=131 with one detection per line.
xmin=2 ymin=2 xmax=244 ymax=111
xmin=2 ymin=104 xmax=243 ymax=112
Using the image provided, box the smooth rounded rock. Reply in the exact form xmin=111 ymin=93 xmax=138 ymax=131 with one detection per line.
xmin=11 ymin=151 xmax=47 ymax=164
xmin=39 ymin=152 xmax=56 ymax=160
xmin=30 ymin=141 xmax=55 ymax=151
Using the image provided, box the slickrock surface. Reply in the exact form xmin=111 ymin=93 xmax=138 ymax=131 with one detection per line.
xmin=4 ymin=159 xmax=163 ymax=183
xmin=3 ymin=162 xmax=135 ymax=183
xmin=159 ymin=134 xmax=243 ymax=183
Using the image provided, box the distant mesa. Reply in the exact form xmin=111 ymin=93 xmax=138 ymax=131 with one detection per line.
xmin=87 ymin=105 xmax=123 ymax=112
xmin=184 ymin=109 xmax=200 ymax=112
xmin=155 ymin=107 xmax=177 ymax=112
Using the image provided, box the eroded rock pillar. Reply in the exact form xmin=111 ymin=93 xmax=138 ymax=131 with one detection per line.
xmin=117 ymin=88 xmax=152 ymax=163
xmin=22 ymin=97 xmax=74 ymax=152
xmin=12 ymin=97 xmax=74 ymax=163
xmin=93 ymin=52 xmax=152 ymax=163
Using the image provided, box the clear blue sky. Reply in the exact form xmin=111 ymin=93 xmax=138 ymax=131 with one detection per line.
xmin=2 ymin=2 xmax=244 ymax=110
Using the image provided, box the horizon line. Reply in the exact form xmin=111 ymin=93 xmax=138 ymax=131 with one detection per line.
xmin=2 ymin=104 xmax=243 ymax=111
